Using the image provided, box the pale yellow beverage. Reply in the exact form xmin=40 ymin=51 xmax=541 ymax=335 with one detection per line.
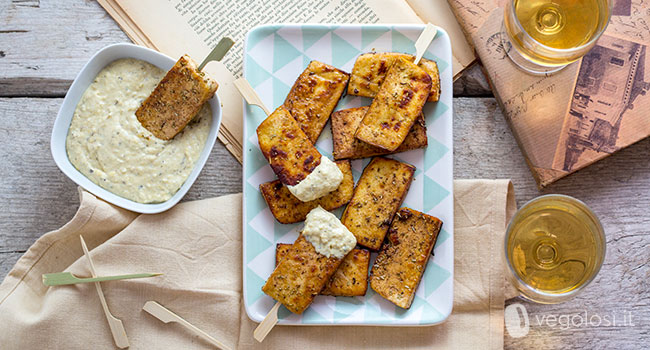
xmin=505 ymin=195 xmax=605 ymax=303
xmin=503 ymin=0 xmax=610 ymax=72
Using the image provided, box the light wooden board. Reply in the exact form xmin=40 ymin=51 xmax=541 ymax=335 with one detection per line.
xmin=0 ymin=0 xmax=648 ymax=349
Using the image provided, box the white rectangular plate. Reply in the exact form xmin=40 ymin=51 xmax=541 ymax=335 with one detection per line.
xmin=242 ymin=24 xmax=454 ymax=326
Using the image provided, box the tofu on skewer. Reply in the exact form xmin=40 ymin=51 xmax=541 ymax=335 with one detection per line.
xmin=348 ymin=52 xmax=441 ymax=102
xmin=262 ymin=206 xmax=357 ymax=314
xmin=275 ymin=244 xmax=369 ymax=297
xmin=283 ymin=61 xmax=349 ymax=143
xmin=331 ymin=106 xmax=428 ymax=160
xmin=259 ymin=160 xmax=354 ymax=224
xmin=257 ymin=106 xmax=343 ymax=202
xmin=355 ymin=57 xmax=432 ymax=152
xmin=136 ymin=55 xmax=218 ymax=140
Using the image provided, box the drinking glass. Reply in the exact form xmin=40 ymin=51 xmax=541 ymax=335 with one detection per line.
xmin=505 ymin=194 xmax=605 ymax=303
xmin=502 ymin=0 xmax=612 ymax=75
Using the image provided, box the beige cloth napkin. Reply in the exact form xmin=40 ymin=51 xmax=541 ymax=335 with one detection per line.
xmin=0 ymin=180 xmax=516 ymax=349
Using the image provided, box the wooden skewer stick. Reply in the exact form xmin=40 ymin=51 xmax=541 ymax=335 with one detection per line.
xmin=80 ymin=235 xmax=130 ymax=349
xmin=414 ymin=23 xmax=438 ymax=65
xmin=233 ymin=77 xmax=271 ymax=116
xmin=234 ymin=76 xmax=282 ymax=342
xmin=253 ymin=301 xmax=281 ymax=342
xmin=143 ymin=301 xmax=232 ymax=350
xmin=43 ymin=272 xmax=162 ymax=286
xmin=198 ymin=37 xmax=235 ymax=71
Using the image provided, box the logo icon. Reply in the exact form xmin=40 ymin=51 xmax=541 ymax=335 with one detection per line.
xmin=505 ymin=303 xmax=530 ymax=338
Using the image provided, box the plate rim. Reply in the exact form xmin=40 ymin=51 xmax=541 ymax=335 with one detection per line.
xmin=242 ymin=23 xmax=454 ymax=326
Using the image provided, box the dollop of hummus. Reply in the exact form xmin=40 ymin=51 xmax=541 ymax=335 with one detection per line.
xmin=302 ymin=206 xmax=356 ymax=259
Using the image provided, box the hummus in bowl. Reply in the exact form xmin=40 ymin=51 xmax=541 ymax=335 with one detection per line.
xmin=51 ymin=44 xmax=222 ymax=213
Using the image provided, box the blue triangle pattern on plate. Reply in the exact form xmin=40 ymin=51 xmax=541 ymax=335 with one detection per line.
xmin=436 ymin=228 xmax=451 ymax=246
xmin=423 ymin=101 xmax=449 ymax=125
xmin=244 ymin=147 xmax=267 ymax=179
xmin=273 ymin=220 xmax=299 ymax=242
xmin=245 ymin=56 xmax=272 ymax=88
xmin=302 ymin=305 xmax=330 ymax=323
xmin=273 ymin=33 xmax=303 ymax=73
xmin=424 ymin=137 xmax=449 ymax=170
xmin=272 ymin=76 xmax=291 ymax=110
xmin=424 ymin=50 xmax=449 ymax=74
xmin=277 ymin=303 xmax=293 ymax=320
xmin=407 ymin=295 xmax=445 ymax=320
xmin=423 ymin=175 xmax=450 ymax=213
xmin=391 ymin=29 xmax=416 ymax=54
xmin=362 ymin=26 xmax=390 ymax=49
xmin=335 ymin=297 xmax=364 ymax=317
xmin=423 ymin=261 xmax=451 ymax=297
xmin=244 ymin=183 xmax=266 ymax=221
xmin=245 ymin=267 xmax=267 ymax=304
xmin=302 ymin=25 xmax=332 ymax=51
xmin=245 ymin=223 xmax=272 ymax=263
xmin=331 ymin=32 xmax=362 ymax=68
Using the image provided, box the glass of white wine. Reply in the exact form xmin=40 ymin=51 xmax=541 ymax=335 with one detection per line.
xmin=502 ymin=0 xmax=612 ymax=75
xmin=505 ymin=195 xmax=605 ymax=303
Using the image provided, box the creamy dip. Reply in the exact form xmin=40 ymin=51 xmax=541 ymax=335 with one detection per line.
xmin=287 ymin=157 xmax=343 ymax=202
xmin=302 ymin=206 xmax=356 ymax=259
xmin=66 ymin=58 xmax=211 ymax=204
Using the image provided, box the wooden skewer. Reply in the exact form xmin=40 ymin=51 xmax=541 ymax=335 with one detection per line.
xmin=43 ymin=272 xmax=162 ymax=286
xmin=233 ymin=76 xmax=281 ymax=341
xmin=253 ymin=301 xmax=281 ymax=342
xmin=233 ymin=77 xmax=271 ymax=116
xmin=143 ymin=301 xmax=232 ymax=350
xmin=414 ymin=23 xmax=438 ymax=65
xmin=80 ymin=235 xmax=130 ymax=349
xmin=198 ymin=37 xmax=235 ymax=71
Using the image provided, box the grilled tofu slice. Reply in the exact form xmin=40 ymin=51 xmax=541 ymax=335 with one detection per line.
xmin=341 ymin=157 xmax=415 ymax=250
xmin=257 ymin=106 xmax=321 ymax=186
xmin=260 ymin=160 xmax=354 ymax=224
xmin=283 ymin=61 xmax=350 ymax=143
xmin=136 ymin=54 xmax=218 ymax=140
xmin=331 ymin=106 xmax=428 ymax=160
xmin=262 ymin=235 xmax=343 ymax=314
xmin=355 ymin=57 xmax=432 ymax=151
xmin=369 ymin=207 xmax=443 ymax=309
xmin=347 ymin=52 xmax=440 ymax=102
xmin=276 ymin=244 xmax=370 ymax=296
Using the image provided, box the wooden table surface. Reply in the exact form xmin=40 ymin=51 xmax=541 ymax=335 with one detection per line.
xmin=1 ymin=1 xmax=648 ymax=348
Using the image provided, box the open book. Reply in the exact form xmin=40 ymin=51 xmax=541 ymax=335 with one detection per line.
xmin=97 ymin=0 xmax=476 ymax=163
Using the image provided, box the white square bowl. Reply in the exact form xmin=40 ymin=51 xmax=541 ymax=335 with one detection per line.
xmin=51 ymin=43 xmax=222 ymax=214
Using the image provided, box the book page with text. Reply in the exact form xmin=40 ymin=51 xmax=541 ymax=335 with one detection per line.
xmin=113 ymin=0 xmax=423 ymax=161
xmin=405 ymin=0 xmax=476 ymax=78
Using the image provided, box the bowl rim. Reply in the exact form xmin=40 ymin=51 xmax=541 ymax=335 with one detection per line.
xmin=50 ymin=43 xmax=222 ymax=214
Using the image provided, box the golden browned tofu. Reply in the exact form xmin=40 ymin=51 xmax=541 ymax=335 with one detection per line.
xmin=276 ymin=244 xmax=370 ymax=297
xmin=348 ymin=52 xmax=440 ymax=102
xmin=355 ymin=58 xmax=431 ymax=151
xmin=322 ymin=248 xmax=370 ymax=296
xmin=136 ymin=54 xmax=218 ymax=140
xmin=259 ymin=160 xmax=354 ymax=224
xmin=341 ymin=157 xmax=415 ymax=250
xmin=369 ymin=207 xmax=442 ymax=309
xmin=283 ymin=61 xmax=350 ymax=143
xmin=256 ymin=106 xmax=321 ymax=186
xmin=262 ymin=235 xmax=343 ymax=314
xmin=331 ymin=106 xmax=427 ymax=160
